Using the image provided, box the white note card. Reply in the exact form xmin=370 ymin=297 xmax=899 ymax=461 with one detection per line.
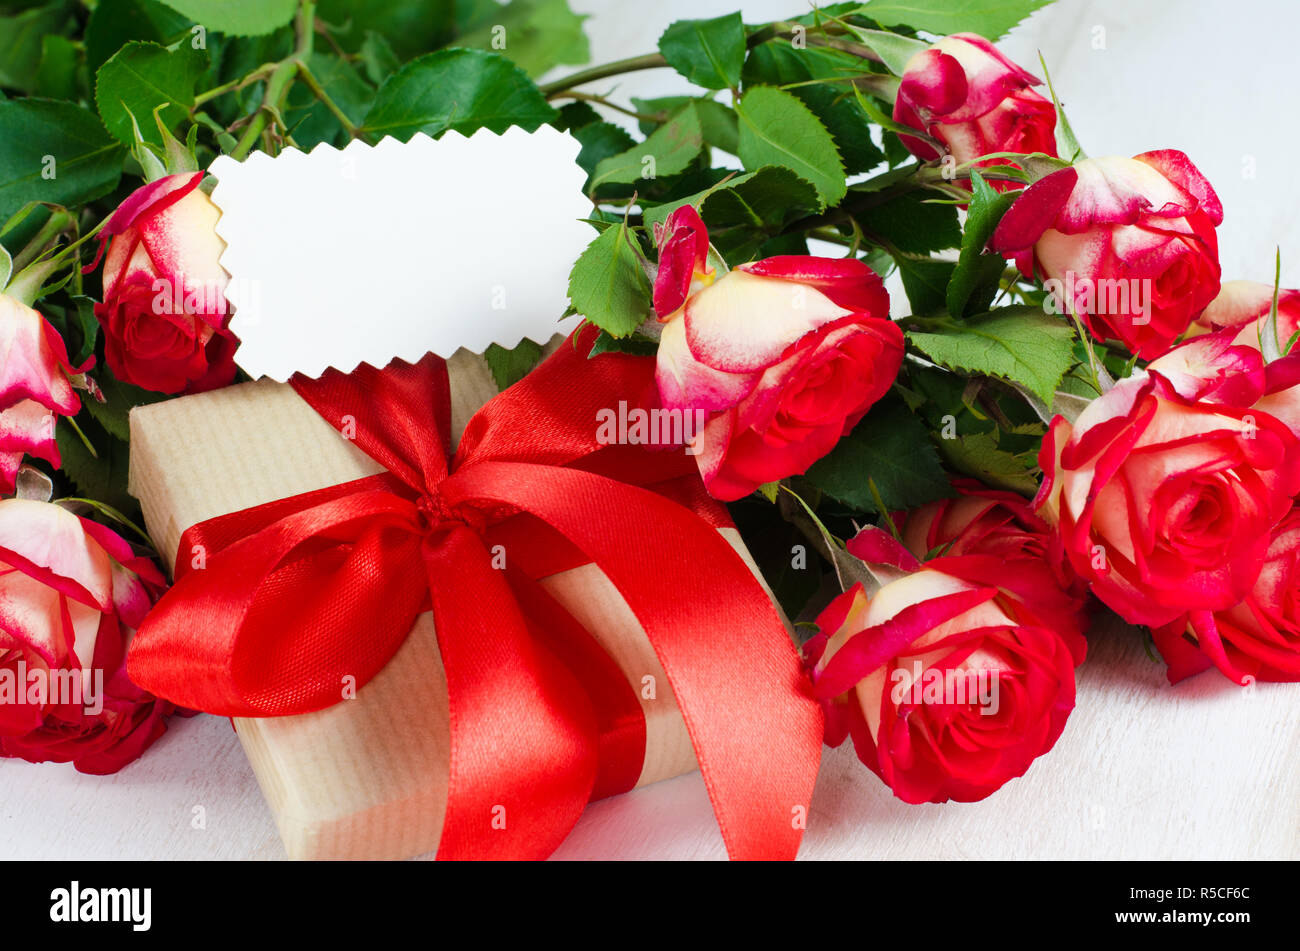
xmin=209 ymin=126 xmax=591 ymax=381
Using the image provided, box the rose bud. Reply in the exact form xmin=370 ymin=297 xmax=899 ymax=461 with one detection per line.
xmin=897 ymin=477 xmax=1088 ymax=611
xmin=991 ymin=151 xmax=1223 ymax=359
xmin=0 ymin=294 xmax=91 ymax=493
xmin=0 ymin=498 xmax=176 ymax=773
xmin=1152 ymin=503 xmax=1300 ymax=685
xmin=804 ymin=528 xmax=1085 ymax=803
xmin=1036 ymin=331 xmax=1300 ymax=630
xmin=893 ymin=33 xmax=1057 ymax=180
xmin=652 ymin=206 xmax=904 ymax=501
xmin=92 ymin=171 xmax=237 ymax=394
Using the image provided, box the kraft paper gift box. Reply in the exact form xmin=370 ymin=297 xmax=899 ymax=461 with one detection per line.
xmin=127 ymin=347 xmax=781 ymax=860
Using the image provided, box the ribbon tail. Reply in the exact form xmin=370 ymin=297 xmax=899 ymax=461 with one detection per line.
xmin=424 ymin=525 xmax=600 ymax=860
xmin=505 ymin=565 xmax=646 ymax=800
xmin=442 ymin=462 xmax=824 ymax=860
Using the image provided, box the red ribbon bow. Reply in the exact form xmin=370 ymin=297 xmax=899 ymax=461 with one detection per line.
xmin=127 ymin=333 xmax=822 ymax=859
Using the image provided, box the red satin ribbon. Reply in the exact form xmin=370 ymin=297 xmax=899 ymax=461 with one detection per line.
xmin=127 ymin=332 xmax=822 ymax=860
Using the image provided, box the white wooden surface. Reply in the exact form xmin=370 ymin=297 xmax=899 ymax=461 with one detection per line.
xmin=3 ymin=614 xmax=1296 ymax=859
xmin=3 ymin=0 xmax=1298 ymax=860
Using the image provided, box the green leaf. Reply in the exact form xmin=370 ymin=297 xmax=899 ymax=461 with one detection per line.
xmin=0 ymin=241 xmax=11 ymax=289
xmin=586 ymin=329 xmax=658 ymax=357
xmin=56 ymin=418 xmax=137 ymax=518
xmin=857 ymin=0 xmax=1052 ymax=40
xmin=589 ymin=104 xmax=703 ymax=191
xmin=642 ymin=165 xmax=821 ymax=238
xmin=358 ymin=30 xmax=401 ymax=86
xmin=362 ymin=48 xmax=555 ymax=140
xmin=0 ymin=1 xmax=74 ymax=92
xmin=483 ymin=339 xmax=544 ymax=390
xmin=936 ymin=430 xmax=1038 ymax=495
xmin=908 ymin=306 xmax=1077 ymax=408
xmin=318 ymin=0 xmax=455 ymax=60
xmin=455 ymin=0 xmax=590 ymax=78
xmin=85 ymin=371 xmax=167 ymax=442
xmin=806 ymin=397 xmax=951 ymax=513
xmin=859 ymin=191 xmax=960 ymax=255
xmin=572 ymin=120 xmax=636 ymax=180
xmin=698 ymin=166 xmax=821 ymax=232
xmin=95 ymin=41 xmax=208 ymax=147
xmin=285 ymin=52 xmax=374 ymax=149
xmin=743 ymin=43 xmax=884 ymax=175
xmin=897 ymin=257 xmax=955 ymax=316
xmin=153 ymin=0 xmax=296 ymax=36
xmin=567 ymin=219 xmax=653 ymax=338
xmin=947 ymin=169 xmax=1018 ymax=318
xmin=841 ymin=27 xmax=928 ymax=76
xmin=85 ymin=0 xmax=194 ymax=77
xmin=632 ymin=96 xmax=738 ymax=155
xmin=42 ymin=294 xmax=101 ymax=365
xmin=33 ymin=34 xmax=80 ymax=100
xmin=657 ymin=13 xmax=745 ymax=90
xmin=0 ymin=100 xmax=125 ymax=225
xmin=735 ymin=85 xmax=845 ymax=208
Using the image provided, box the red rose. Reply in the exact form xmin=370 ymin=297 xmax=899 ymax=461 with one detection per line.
xmin=898 ymin=477 xmax=1088 ymax=609
xmin=93 ymin=172 xmax=237 ymax=394
xmin=1153 ymin=505 xmax=1300 ymax=685
xmin=0 ymin=499 xmax=176 ymax=773
xmin=992 ymin=151 xmax=1223 ymax=359
xmin=0 ymin=293 xmax=90 ymax=493
xmin=652 ymin=207 xmax=903 ymax=501
xmin=1037 ymin=331 xmax=1300 ymax=629
xmin=893 ymin=33 xmax=1057 ymax=183
xmin=805 ymin=528 xmax=1085 ymax=803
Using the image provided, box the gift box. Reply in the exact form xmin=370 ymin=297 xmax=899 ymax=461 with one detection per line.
xmin=127 ymin=341 xmax=821 ymax=860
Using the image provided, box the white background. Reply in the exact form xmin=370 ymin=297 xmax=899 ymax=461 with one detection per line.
xmin=3 ymin=0 xmax=1298 ymax=860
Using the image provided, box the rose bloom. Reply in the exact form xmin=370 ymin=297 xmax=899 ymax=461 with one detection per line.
xmin=1037 ymin=331 xmax=1300 ymax=630
xmin=991 ymin=151 xmax=1223 ymax=359
xmin=893 ymin=33 xmax=1057 ymax=180
xmin=0 ymin=294 xmax=90 ymax=493
xmin=92 ymin=171 xmax=236 ymax=394
xmin=1152 ymin=505 xmax=1300 ymax=685
xmin=1191 ymin=280 xmax=1300 ymax=434
xmin=805 ymin=528 xmax=1085 ymax=803
xmin=0 ymin=499 xmax=176 ymax=773
xmin=652 ymin=206 xmax=903 ymax=501
xmin=897 ymin=477 xmax=1087 ymax=609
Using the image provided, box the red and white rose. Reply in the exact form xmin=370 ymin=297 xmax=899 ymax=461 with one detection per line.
xmin=805 ymin=528 xmax=1085 ymax=803
xmin=1152 ymin=503 xmax=1300 ymax=685
xmin=1036 ymin=331 xmax=1300 ymax=630
xmin=992 ymin=151 xmax=1223 ymax=359
xmin=92 ymin=171 xmax=236 ymax=395
xmin=652 ymin=206 xmax=904 ymax=501
xmin=893 ymin=33 xmax=1057 ymax=182
xmin=0 ymin=294 xmax=90 ymax=495
xmin=0 ymin=499 xmax=176 ymax=773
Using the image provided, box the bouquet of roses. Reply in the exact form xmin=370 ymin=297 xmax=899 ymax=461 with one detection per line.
xmin=1 ymin=0 xmax=1294 ymax=829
